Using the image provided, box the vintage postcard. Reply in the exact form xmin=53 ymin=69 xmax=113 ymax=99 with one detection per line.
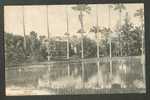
xmin=4 ymin=3 xmax=145 ymax=95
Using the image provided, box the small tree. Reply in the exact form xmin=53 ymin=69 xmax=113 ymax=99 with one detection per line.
xmin=29 ymin=31 xmax=41 ymax=61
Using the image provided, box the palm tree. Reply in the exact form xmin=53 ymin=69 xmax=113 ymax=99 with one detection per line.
xmin=46 ymin=5 xmax=51 ymax=61
xmin=108 ymin=4 xmax=113 ymax=87
xmin=64 ymin=6 xmax=70 ymax=77
xmin=114 ymin=4 xmax=126 ymax=56
xmin=89 ymin=5 xmax=101 ymax=59
xmin=46 ymin=5 xmax=51 ymax=85
xmin=114 ymin=4 xmax=127 ymax=88
xmin=72 ymin=4 xmax=91 ymax=59
xmin=72 ymin=4 xmax=91 ymax=87
xmin=96 ymin=5 xmax=100 ymax=59
xmin=90 ymin=5 xmax=112 ymax=87
xmin=64 ymin=6 xmax=70 ymax=60
xmin=22 ymin=6 xmax=27 ymax=54
xmin=95 ymin=4 xmax=100 ymax=87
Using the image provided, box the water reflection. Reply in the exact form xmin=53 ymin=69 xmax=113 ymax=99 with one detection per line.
xmin=5 ymin=59 xmax=145 ymax=94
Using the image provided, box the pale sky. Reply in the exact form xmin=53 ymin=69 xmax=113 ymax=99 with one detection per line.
xmin=4 ymin=4 xmax=144 ymax=38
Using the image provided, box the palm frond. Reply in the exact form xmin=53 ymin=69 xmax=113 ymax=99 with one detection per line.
xmin=114 ymin=4 xmax=126 ymax=11
xmin=72 ymin=4 xmax=91 ymax=14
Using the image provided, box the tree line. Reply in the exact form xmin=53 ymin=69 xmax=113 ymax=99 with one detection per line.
xmin=5 ymin=21 xmax=143 ymax=66
xmin=5 ymin=4 xmax=144 ymax=66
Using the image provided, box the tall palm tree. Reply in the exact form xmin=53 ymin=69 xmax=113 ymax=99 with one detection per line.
xmin=114 ymin=4 xmax=126 ymax=56
xmin=72 ymin=4 xmax=91 ymax=87
xmin=64 ymin=6 xmax=70 ymax=77
xmin=90 ymin=5 xmax=110 ymax=87
xmin=108 ymin=4 xmax=113 ymax=87
xmin=46 ymin=5 xmax=51 ymax=61
xmin=95 ymin=4 xmax=100 ymax=87
xmin=46 ymin=5 xmax=51 ymax=85
xmin=89 ymin=5 xmax=101 ymax=59
xmin=64 ymin=6 xmax=70 ymax=60
xmin=96 ymin=5 xmax=100 ymax=59
xmin=72 ymin=4 xmax=91 ymax=59
xmin=22 ymin=6 xmax=27 ymax=54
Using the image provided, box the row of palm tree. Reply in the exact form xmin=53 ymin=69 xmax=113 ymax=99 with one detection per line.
xmin=21 ymin=4 xmax=144 ymax=60
xmin=71 ymin=4 xmax=126 ymax=60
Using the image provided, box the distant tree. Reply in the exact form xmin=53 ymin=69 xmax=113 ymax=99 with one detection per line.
xmin=134 ymin=8 xmax=144 ymax=56
xmin=114 ymin=4 xmax=126 ymax=56
xmin=29 ymin=31 xmax=41 ymax=61
xmin=130 ymin=26 xmax=142 ymax=56
xmin=69 ymin=35 xmax=81 ymax=57
xmin=83 ymin=36 xmax=97 ymax=58
xmin=39 ymin=35 xmax=47 ymax=60
xmin=90 ymin=26 xmax=113 ymax=57
xmin=121 ymin=12 xmax=142 ymax=56
xmin=5 ymin=33 xmax=26 ymax=66
xmin=120 ymin=12 xmax=134 ymax=56
xmin=99 ymin=27 xmax=112 ymax=56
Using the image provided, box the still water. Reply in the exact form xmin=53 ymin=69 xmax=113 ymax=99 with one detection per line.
xmin=5 ymin=59 xmax=145 ymax=95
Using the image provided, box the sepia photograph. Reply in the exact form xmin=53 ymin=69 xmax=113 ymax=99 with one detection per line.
xmin=4 ymin=3 xmax=146 ymax=95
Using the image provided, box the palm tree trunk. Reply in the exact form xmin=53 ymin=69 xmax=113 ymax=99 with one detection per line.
xmin=96 ymin=5 xmax=100 ymax=87
xmin=46 ymin=5 xmax=51 ymax=86
xmin=80 ymin=11 xmax=84 ymax=33
xmin=22 ymin=6 xmax=27 ymax=53
xmin=66 ymin=6 xmax=69 ymax=59
xmin=108 ymin=6 xmax=111 ymax=29
xmin=79 ymin=10 xmax=85 ymax=87
xmin=119 ymin=10 xmax=123 ymax=57
xmin=109 ymin=39 xmax=112 ymax=78
xmin=47 ymin=6 xmax=50 ymax=40
xmin=119 ymin=9 xmax=124 ymax=87
xmin=65 ymin=6 xmax=70 ymax=77
xmin=46 ymin=5 xmax=50 ymax=61
xmin=79 ymin=11 xmax=84 ymax=59
xmin=96 ymin=5 xmax=100 ymax=59
xmin=108 ymin=6 xmax=112 ymax=87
